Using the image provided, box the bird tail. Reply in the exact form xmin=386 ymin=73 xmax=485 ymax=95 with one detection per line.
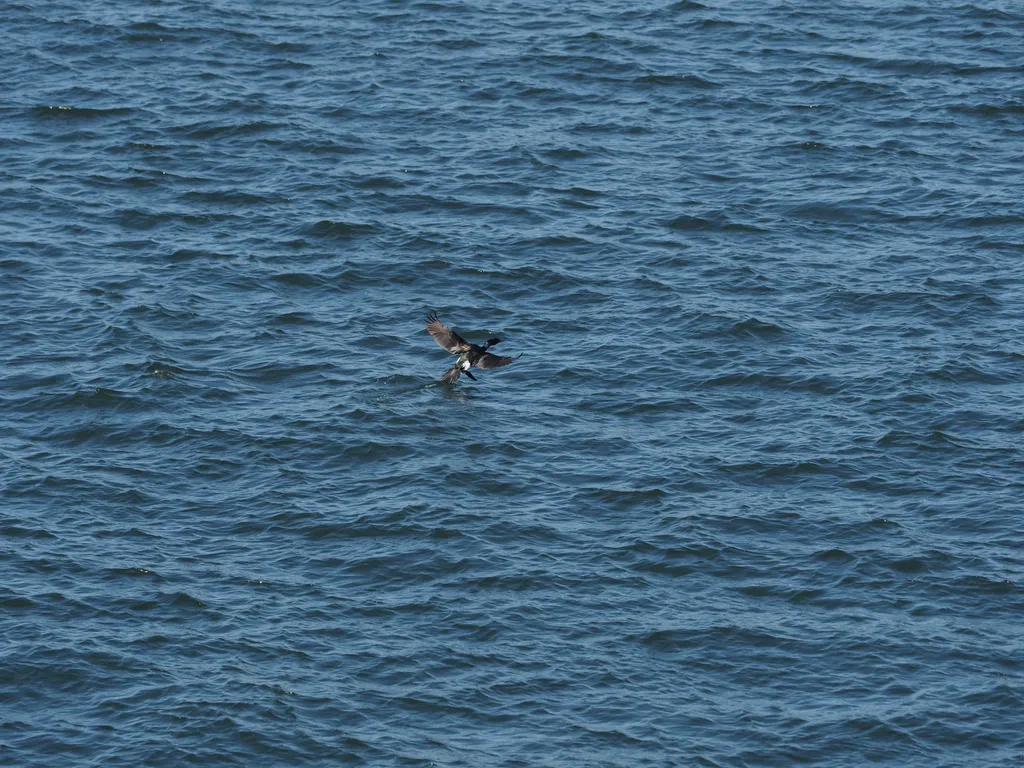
xmin=441 ymin=366 xmax=461 ymax=384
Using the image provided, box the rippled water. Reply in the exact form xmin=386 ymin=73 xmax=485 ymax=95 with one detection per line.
xmin=2 ymin=1 xmax=1023 ymax=765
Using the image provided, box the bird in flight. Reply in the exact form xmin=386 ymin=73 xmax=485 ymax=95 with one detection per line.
xmin=426 ymin=312 xmax=521 ymax=384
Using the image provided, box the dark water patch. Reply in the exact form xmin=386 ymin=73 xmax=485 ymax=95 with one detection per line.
xmin=167 ymin=248 xmax=236 ymax=262
xmin=542 ymin=147 xmax=590 ymax=161
xmin=563 ymin=185 xmax=604 ymax=198
xmin=729 ymin=317 xmax=787 ymax=338
xmin=269 ymin=311 xmax=319 ymax=326
xmin=1 ymin=524 xmax=57 ymax=540
xmin=953 ymin=575 xmax=1018 ymax=597
xmin=815 ymin=548 xmax=857 ymax=564
xmin=301 ymin=219 xmax=377 ymax=239
xmin=354 ymin=174 xmax=406 ymax=189
xmin=104 ymin=566 xmax=165 ymax=582
xmin=169 ymin=120 xmax=286 ymax=140
xmin=576 ymin=486 xmax=667 ymax=511
xmin=886 ymin=556 xmax=930 ymax=575
xmin=28 ymin=105 xmax=134 ymax=120
xmin=179 ymin=190 xmax=287 ymax=206
xmin=637 ymin=626 xmax=804 ymax=654
xmin=669 ymin=0 xmax=708 ymax=10
xmin=334 ymin=441 xmax=417 ymax=462
xmin=665 ymin=212 xmax=768 ymax=233
xmin=512 ymin=234 xmax=594 ymax=249
xmin=698 ymin=371 xmax=843 ymax=395
xmin=634 ymin=72 xmax=721 ymax=88
xmin=373 ymin=192 xmax=547 ymax=222
xmin=448 ymin=263 xmax=583 ymax=292
xmin=233 ymin=361 xmax=336 ymax=385
xmin=925 ymin=360 xmax=1010 ymax=385
xmin=116 ymin=208 xmax=236 ymax=230
xmin=716 ymin=458 xmax=854 ymax=484
xmin=25 ymin=387 xmax=149 ymax=415
xmin=578 ymin=396 xmax=706 ymax=417
xmin=955 ymin=212 xmax=1024 ymax=229
xmin=569 ymin=120 xmax=652 ymax=137
xmin=269 ymin=271 xmax=328 ymax=287
xmin=948 ymin=100 xmax=1024 ymax=117
xmin=665 ymin=213 xmax=715 ymax=231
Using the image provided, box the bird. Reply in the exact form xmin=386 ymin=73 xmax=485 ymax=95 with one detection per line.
xmin=425 ymin=312 xmax=521 ymax=384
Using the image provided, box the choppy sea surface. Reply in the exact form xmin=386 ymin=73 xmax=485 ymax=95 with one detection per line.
xmin=2 ymin=1 xmax=1023 ymax=765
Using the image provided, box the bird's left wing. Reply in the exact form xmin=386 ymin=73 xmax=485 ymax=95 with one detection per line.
xmin=475 ymin=352 xmax=520 ymax=370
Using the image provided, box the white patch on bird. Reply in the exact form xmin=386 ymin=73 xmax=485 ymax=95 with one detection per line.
xmin=461 ymin=360 xmax=471 ymax=370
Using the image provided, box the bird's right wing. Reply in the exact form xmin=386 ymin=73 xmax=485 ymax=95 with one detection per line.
xmin=426 ymin=312 xmax=471 ymax=354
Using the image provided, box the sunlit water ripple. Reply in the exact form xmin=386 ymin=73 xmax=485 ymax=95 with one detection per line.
xmin=1 ymin=1 xmax=1022 ymax=766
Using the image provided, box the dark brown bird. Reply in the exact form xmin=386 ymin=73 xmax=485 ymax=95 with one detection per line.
xmin=426 ymin=312 xmax=520 ymax=383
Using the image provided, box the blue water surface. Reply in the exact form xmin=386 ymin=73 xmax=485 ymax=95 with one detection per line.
xmin=1 ymin=1 xmax=1023 ymax=765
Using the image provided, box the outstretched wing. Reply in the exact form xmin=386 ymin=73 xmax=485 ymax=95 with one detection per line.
xmin=475 ymin=352 xmax=520 ymax=370
xmin=426 ymin=312 xmax=470 ymax=354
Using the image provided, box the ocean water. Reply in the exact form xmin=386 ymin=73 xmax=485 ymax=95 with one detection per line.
xmin=2 ymin=0 xmax=1022 ymax=765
